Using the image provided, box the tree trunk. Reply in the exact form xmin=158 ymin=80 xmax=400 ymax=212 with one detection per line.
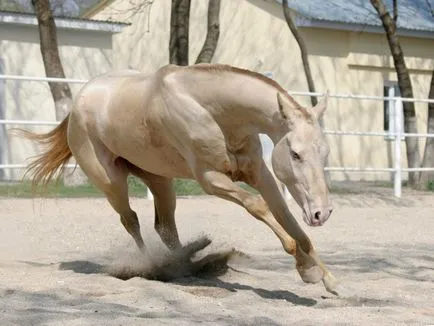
xmin=282 ymin=0 xmax=317 ymax=107
xmin=392 ymin=0 xmax=397 ymax=23
xmin=169 ymin=0 xmax=191 ymax=66
xmin=33 ymin=0 xmax=86 ymax=186
xmin=418 ymin=70 xmax=434 ymax=188
xmin=281 ymin=0 xmax=333 ymax=185
xmin=370 ymin=0 xmax=421 ymax=186
xmin=33 ymin=0 xmax=72 ymax=121
xmin=195 ymin=0 xmax=221 ymax=64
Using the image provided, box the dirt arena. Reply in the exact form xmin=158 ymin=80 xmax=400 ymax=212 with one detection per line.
xmin=1 ymin=191 xmax=433 ymax=325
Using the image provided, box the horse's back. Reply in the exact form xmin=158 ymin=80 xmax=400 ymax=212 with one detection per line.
xmin=69 ymin=67 xmax=194 ymax=178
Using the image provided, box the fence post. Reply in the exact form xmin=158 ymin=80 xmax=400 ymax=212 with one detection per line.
xmin=393 ymin=98 xmax=402 ymax=198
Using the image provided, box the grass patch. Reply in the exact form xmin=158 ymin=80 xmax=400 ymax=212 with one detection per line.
xmin=0 ymin=180 xmax=115 ymax=198
xmin=0 ymin=176 xmax=150 ymax=198
xmin=173 ymin=179 xmax=205 ymax=196
xmin=427 ymin=180 xmax=434 ymax=192
xmin=0 ymin=176 xmax=261 ymax=198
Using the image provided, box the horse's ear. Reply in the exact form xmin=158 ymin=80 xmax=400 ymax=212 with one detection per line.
xmin=313 ymin=91 xmax=328 ymax=120
xmin=277 ymin=92 xmax=307 ymax=123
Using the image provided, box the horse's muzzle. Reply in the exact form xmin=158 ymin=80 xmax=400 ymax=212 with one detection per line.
xmin=304 ymin=207 xmax=333 ymax=227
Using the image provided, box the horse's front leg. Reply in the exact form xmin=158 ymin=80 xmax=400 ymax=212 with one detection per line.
xmin=254 ymin=163 xmax=339 ymax=294
xmin=194 ymin=167 xmax=338 ymax=294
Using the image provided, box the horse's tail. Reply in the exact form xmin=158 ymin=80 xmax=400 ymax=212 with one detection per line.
xmin=18 ymin=114 xmax=72 ymax=186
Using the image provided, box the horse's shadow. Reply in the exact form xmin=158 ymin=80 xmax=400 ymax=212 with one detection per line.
xmin=172 ymin=276 xmax=317 ymax=306
xmin=58 ymin=260 xmax=104 ymax=274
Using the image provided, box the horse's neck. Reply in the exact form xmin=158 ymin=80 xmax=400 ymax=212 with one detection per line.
xmin=182 ymin=68 xmax=286 ymax=143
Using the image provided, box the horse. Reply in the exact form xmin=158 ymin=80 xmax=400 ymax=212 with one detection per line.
xmin=21 ymin=63 xmax=339 ymax=295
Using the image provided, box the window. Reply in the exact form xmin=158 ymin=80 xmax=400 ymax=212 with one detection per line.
xmin=383 ymin=81 xmax=404 ymax=139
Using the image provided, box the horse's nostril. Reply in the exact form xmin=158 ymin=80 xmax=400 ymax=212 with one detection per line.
xmin=314 ymin=211 xmax=321 ymax=220
xmin=329 ymin=208 xmax=333 ymax=215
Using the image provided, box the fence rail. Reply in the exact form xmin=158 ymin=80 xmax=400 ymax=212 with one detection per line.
xmin=1 ymin=74 xmax=433 ymax=198
xmin=288 ymin=90 xmax=434 ymax=104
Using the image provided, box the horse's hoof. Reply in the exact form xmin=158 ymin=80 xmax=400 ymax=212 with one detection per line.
xmin=322 ymin=274 xmax=353 ymax=298
xmin=297 ymin=264 xmax=324 ymax=284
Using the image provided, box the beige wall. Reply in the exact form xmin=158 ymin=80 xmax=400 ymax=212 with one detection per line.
xmin=0 ymin=24 xmax=113 ymax=180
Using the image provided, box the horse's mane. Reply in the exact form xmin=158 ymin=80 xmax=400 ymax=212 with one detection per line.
xmin=187 ymin=64 xmax=300 ymax=108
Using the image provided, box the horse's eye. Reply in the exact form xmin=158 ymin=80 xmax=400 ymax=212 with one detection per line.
xmin=291 ymin=150 xmax=301 ymax=161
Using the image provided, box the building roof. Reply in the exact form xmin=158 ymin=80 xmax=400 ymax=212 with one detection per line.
xmin=81 ymin=0 xmax=116 ymax=19
xmin=280 ymin=0 xmax=434 ymax=37
xmin=78 ymin=0 xmax=434 ymax=38
xmin=0 ymin=9 xmax=128 ymax=33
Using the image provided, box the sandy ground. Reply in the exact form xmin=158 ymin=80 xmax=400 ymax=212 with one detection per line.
xmin=0 ymin=191 xmax=433 ymax=325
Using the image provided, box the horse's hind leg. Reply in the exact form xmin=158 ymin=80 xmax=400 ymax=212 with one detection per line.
xmin=148 ymin=178 xmax=181 ymax=250
xmin=127 ymin=165 xmax=180 ymax=250
xmin=67 ymin=119 xmax=145 ymax=251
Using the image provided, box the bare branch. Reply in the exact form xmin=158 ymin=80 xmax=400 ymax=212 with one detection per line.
xmin=426 ymin=0 xmax=434 ymax=17
xmin=393 ymin=0 xmax=398 ymax=23
xmin=282 ymin=0 xmax=317 ymax=106
xmin=33 ymin=0 xmax=72 ymax=120
xmin=92 ymin=0 xmax=154 ymax=26
xmin=195 ymin=0 xmax=221 ymax=64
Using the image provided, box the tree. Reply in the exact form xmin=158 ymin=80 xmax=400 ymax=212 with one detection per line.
xmin=418 ymin=70 xmax=434 ymax=188
xmin=169 ymin=0 xmax=191 ymax=66
xmin=32 ymin=0 xmax=72 ymax=120
xmin=195 ymin=0 xmax=221 ymax=64
xmin=370 ymin=0 xmax=421 ymax=186
xmin=281 ymin=1 xmax=331 ymax=184
xmin=281 ymin=0 xmax=317 ymax=107
xmin=32 ymin=0 xmax=86 ymax=186
xmin=170 ymin=0 xmax=221 ymax=65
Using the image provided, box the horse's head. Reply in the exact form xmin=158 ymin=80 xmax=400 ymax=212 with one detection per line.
xmin=272 ymin=92 xmax=332 ymax=227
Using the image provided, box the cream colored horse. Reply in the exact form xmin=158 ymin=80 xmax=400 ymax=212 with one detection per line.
xmin=23 ymin=64 xmax=339 ymax=294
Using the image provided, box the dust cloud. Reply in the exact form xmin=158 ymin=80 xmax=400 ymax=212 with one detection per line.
xmin=104 ymin=235 xmax=241 ymax=281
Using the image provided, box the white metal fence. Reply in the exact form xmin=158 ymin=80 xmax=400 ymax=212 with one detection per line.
xmin=0 ymin=74 xmax=433 ymax=198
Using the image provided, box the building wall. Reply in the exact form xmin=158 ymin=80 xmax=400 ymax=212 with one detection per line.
xmin=0 ymin=24 xmax=113 ymax=180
